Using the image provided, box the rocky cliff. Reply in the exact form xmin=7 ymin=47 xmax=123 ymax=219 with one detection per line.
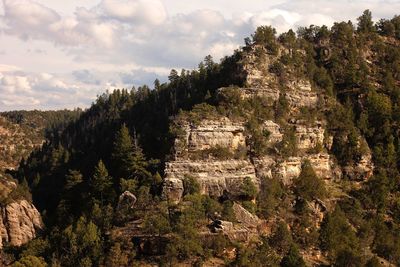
xmin=0 ymin=115 xmax=44 ymax=250
xmin=0 ymin=116 xmax=44 ymax=172
xmin=0 ymin=199 xmax=43 ymax=248
xmin=0 ymin=176 xmax=43 ymax=249
xmin=162 ymin=43 xmax=374 ymax=214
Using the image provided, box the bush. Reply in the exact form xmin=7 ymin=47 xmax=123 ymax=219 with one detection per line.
xmin=252 ymin=26 xmax=279 ymax=55
xmin=12 ymin=255 xmax=47 ymax=267
xmin=257 ymin=176 xmax=284 ymax=218
xmin=293 ymin=160 xmax=327 ymax=201
xmin=240 ymin=177 xmax=258 ymax=199
xmin=183 ymin=175 xmax=201 ymax=196
xmin=269 ymin=222 xmax=293 ymax=254
xmin=280 ymin=244 xmax=306 ymax=267
xmin=279 ymin=126 xmax=298 ymax=157
xmin=320 ymin=207 xmax=360 ymax=259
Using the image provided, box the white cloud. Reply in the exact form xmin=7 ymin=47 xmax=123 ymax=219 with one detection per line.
xmin=0 ymin=74 xmax=31 ymax=93
xmin=1 ymin=0 xmax=118 ymax=47
xmin=100 ymin=0 xmax=167 ymax=25
xmin=0 ymin=67 xmax=169 ymax=111
xmin=3 ymin=0 xmax=60 ymax=27
xmin=0 ymin=64 xmax=21 ymax=72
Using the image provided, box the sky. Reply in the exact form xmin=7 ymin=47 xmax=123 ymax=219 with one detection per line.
xmin=0 ymin=0 xmax=399 ymax=111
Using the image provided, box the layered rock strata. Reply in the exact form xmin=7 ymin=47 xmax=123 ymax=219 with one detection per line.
xmin=0 ymin=200 xmax=43 ymax=248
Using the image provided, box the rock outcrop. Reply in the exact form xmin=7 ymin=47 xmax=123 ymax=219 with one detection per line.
xmin=0 ymin=175 xmax=43 ymax=249
xmin=284 ymin=80 xmax=318 ymax=108
xmin=275 ymin=153 xmax=340 ymax=185
xmin=117 ymin=191 xmax=137 ymax=211
xmin=163 ymin=160 xmax=258 ymax=202
xmin=187 ymin=119 xmax=245 ymax=152
xmin=253 ymin=153 xmax=340 ymax=185
xmin=162 ymin=44 xmax=370 ymax=205
xmin=343 ymin=152 xmax=374 ymax=181
xmin=232 ymin=202 xmax=260 ymax=228
xmin=163 ymin=115 xmax=342 ymax=198
xmin=0 ymin=200 xmax=43 ymax=248
xmin=293 ymin=121 xmax=325 ymax=150
xmin=173 ymin=118 xmax=246 ymax=159
xmin=262 ymin=120 xmax=283 ymax=145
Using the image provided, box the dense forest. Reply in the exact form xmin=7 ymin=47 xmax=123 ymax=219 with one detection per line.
xmin=2 ymin=10 xmax=400 ymax=267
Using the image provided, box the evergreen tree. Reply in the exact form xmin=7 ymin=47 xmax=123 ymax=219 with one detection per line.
xmin=357 ymin=10 xmax=374 ymax=33
xmin=320 ymin=207 xmax=360 ymax=259
xmin=280 ymin=244 xmax=306 ymax=267
xmin=90 ymin=160 xmax=113 ymax=204
xmin=111 ymin=124 xmax=150 ymax=185
xmin=294 ymin=160 xmax=327 ymax=201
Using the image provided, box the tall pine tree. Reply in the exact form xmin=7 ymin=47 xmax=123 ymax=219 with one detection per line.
xmin=111 ymin=124 xmax=151 ymax=186
xmin=90 ymin=160 xmax=113 ymax=205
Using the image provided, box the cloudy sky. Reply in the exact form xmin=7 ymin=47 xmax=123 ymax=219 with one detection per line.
xmin=0 ymin=0 xmax=399 ymax=111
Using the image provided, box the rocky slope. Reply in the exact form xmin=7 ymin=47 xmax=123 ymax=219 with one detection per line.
xmin=0 ymin=199 xmax=43 ymax=248
xmin=7 ymin=13 xmax=400 ymax=266
xmin=163 ymin=44 xmax=374 ymax=203
xmin=0 ymin=111 xmax=80 ymax=250
xmin=0 ymin=110 xmax=81 ymax=173
xmin=0 ymin=115 xmax=44 ymax=172
xmin=161 ymin=43 xmax=375 ymax=265
xmin=0 ymin=175 xmax=43 ymax=249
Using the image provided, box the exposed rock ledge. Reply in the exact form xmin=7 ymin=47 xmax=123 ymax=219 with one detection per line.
xmin=253 ymin=153 xmax=341 ymax=185
xmin=162 ymin=160 xmax=258 ymax=202
xmin=173 ymin=118 xmax=246 ymax=158
xmin=0 ymin=200 xmax=43 ymax=248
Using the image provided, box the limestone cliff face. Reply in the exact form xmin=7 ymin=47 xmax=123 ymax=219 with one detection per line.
xmin=163 ymin=159 xmax=257 ymax=202
xmin=175 ymin=118 xmax=246 ymax=156
xmin=162 ymin=113 xmax=357 ymax=201
xmin=284 ymin=80 xmax=318 ymax=108
xmin=0 ymin=200 xmax=43 ymax=248
xmin=162 ymin=44 xmax=373 ymax=203
xmin=0 ymin=176 xmax=43 ymax=249
xmin=293 ymin=121 xmax=325 ymax=150
xmin=241 ymin=45 xmax=318 ymax=108
xmin=162 ymin=115 xmax=342 ymax=201
xmin=262 ymin=120 xmax=283 ymax=145
xmin=275 ymin=153 xmax=340 ymax=185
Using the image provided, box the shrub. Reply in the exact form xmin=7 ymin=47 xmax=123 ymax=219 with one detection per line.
xmin=293 ymin=160 xmax=327 ymax=201
xmin=280 ymin=244 xmax=306 ymax=267
xmin=257 ymin=176 xmax=284 ymax=218
xmin=240 ymin=177 xmax=258 ymax=199
xmin=183 ymin=175 xmax=200 ymax=196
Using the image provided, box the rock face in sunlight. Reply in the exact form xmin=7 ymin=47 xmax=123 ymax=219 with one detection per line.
xmin=0 ymin=200 xmax=43 ymax=248
xmin=0 ymin=176 xmax=43 ymax=249
xmin=164 ymin=159 xmax=258 ymax=202
xmin=162 ymin=46 xmax=357 ymax=202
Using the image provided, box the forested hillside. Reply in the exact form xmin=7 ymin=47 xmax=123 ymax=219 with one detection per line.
xmin=0 ymin=110 xmax=82 ymax=174
xmin=3 ymin=10 xmax=400 ymax=267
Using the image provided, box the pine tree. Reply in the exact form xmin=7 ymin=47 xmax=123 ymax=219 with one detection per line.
xmin=111 ymin=124 xmax=150 ymax=185
xmin=357 ymin=10 xmax=374 ymax=33
xmin=111 ymin=124 xmax=134 ymax=179
xmin=280 ymin=244 xmax=306 ymax=267
xmin=91 ymin=160 xmax=113 ymax=204
xmin=294 ymin=160 xmax=327 ymax=201
xmin=64 ymin=170 xmax=83 ymax=193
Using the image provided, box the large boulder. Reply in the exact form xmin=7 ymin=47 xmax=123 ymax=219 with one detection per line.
xmin=0 ymin=200 xmax=43 ymax=248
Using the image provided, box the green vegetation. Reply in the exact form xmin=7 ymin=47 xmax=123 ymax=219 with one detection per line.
xmin=294 ymin=160 xmax=327 ymax=201
xmin=3 ymin=9 xmax=400 ymax=267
